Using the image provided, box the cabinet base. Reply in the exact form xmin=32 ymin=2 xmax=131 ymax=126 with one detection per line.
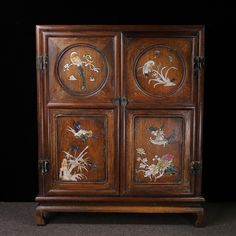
xmin=36 ymin=197 xmax=205 ymax=227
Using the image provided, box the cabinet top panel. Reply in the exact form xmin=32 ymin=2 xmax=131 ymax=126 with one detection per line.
xmin=36 ymin=25 xmax=204 ymax=32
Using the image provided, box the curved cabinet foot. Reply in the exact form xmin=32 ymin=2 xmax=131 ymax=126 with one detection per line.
xmin=195 ymin=208 xmax=205 ymax=227
xmin=36 ymin=208 xmax=46 ymax=226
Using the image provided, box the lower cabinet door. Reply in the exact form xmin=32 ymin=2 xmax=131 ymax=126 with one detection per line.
xmin=124 ymin=109 xmax=194 ymax=196
xmin=47 ymin=108 xmax=119 ymax=196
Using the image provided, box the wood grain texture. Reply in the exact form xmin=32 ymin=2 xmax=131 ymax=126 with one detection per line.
xmin=35 ymin=204 xmax=204 ymax=227
xmin=124 ymin=109 xmax=193 ymax=196
xmin=36 ymin=25 xmax=205 ymax=226
xmin=122 ymin=33 xmax=196 ymax=105
xmin=47 ymin=108 xmax=119 ymax=196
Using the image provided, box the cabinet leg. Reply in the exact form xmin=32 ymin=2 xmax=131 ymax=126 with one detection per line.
xmin=36 ymin=208 xmax=46 ymax=226
xmin=195 ymin=208 xmax=205 ymax=227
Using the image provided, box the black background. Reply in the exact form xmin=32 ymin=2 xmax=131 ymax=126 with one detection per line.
xmin=1 ymin=3 xmax=236 ymax=201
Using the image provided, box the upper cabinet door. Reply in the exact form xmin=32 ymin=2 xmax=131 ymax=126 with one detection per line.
xmin=122 ymin=28 xmax=204 ymax=105
xmin=37 ymin=27 xmax=120 ymax=104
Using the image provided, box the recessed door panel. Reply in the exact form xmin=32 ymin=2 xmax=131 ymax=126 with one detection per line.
xmin=124 ymin=109 xmax=194 ymax=196
xmin=48 ymin=109 xmax=119 ymax=196
xmin=46 ymin=32 xmax=119 ymax=103
xmin=123 ymin=33 xmax=199 ymax=105
xmin=134 ymin=117 xmax=183 ymax=184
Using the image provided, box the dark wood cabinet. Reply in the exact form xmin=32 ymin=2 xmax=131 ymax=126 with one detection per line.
xmin=36 ymin=25 xmax=205 ymax=226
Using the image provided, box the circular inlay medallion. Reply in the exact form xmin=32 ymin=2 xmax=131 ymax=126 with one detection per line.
xmin=57 ymin=44 xmax=108 ymax=96
xmin=134 ymin=45 xmax=185 ymax=97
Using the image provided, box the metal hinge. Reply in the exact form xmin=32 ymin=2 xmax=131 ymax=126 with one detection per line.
xmin=112 ymin=96 xmax=128 ymax=106
xmin=39 ymin=160 xmax=50 ymax=174
xmin=36 ymin=56 xmax=48 ymax=70
xmin=191 ymin=161 xmax=202 ymax=175
xmin=194 ymin=56 xmax=204 ymax=71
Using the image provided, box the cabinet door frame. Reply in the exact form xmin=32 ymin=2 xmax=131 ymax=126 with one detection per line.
xmin=122 ymin=109 xmax=195 ymax=196
xmin=121 ymin=28 xmax=204 ymax=106
xmin=37 ymin=28 xmax=120 ymax=105
xmin=43 ymin=108 xmax=119 ymax=196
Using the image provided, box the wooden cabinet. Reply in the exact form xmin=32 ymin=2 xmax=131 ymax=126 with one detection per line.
xmin=36 ymin=25 xmax=205 ymax=226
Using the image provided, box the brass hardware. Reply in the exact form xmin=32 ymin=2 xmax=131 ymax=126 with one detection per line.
xmin=39 ymin=160 xmax=50 ymax=174
xmin=112 ymin=96 xmax=128 ymax=106
xmin=121 ymin=96 xmax=128 ymax=106
xmin=37 ymin=56 xmax=48 ymax=70
xmin=191 ymin=161 xmax=202 ymax=175
xmin=194 ymin=56 xmax=204 ymax=71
